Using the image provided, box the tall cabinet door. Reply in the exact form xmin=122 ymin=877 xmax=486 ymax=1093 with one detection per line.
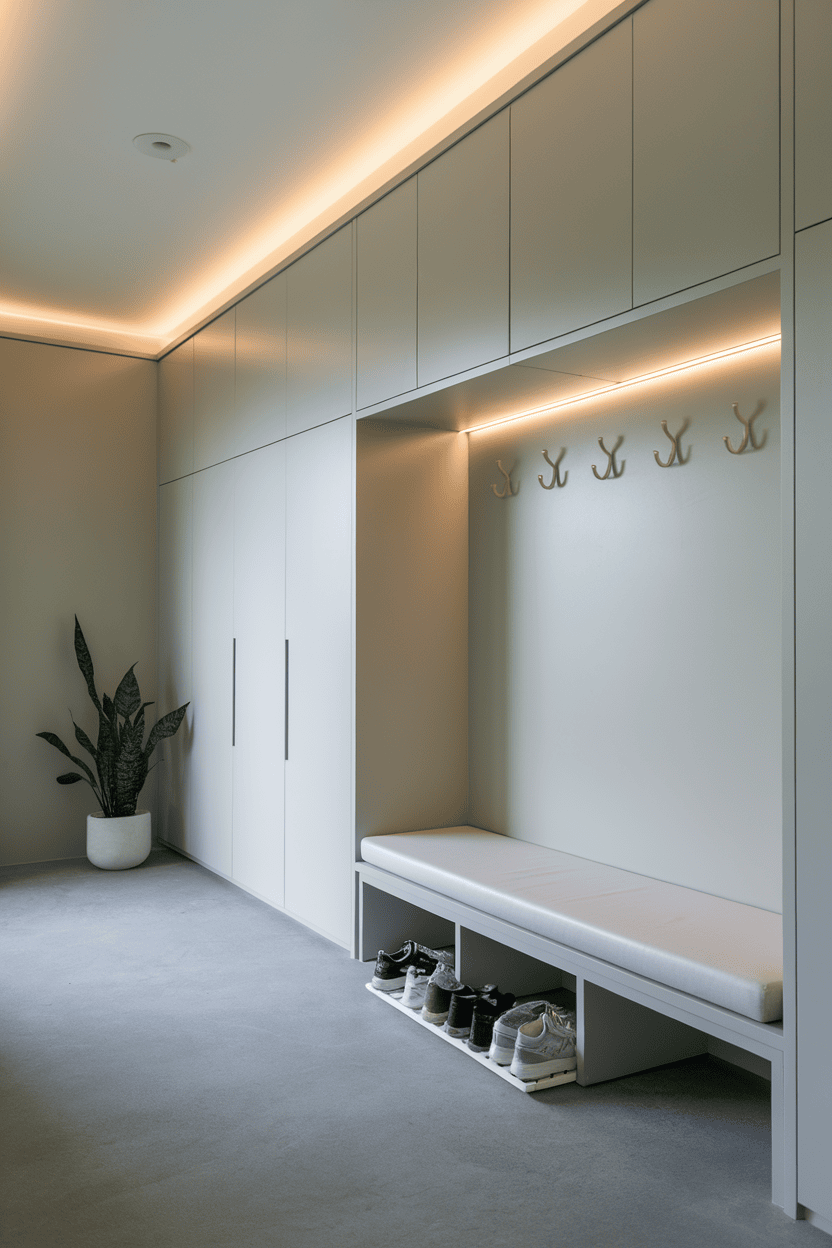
xmin=795 ymin=218 xmax=832 ymax=1224
xmin=232 ymin=442 xmax=286 ymax=905
xmin=284 ymin=417 xmax=353 ymax=946
xmin=157 ymin=475 xmax=193 ymax=850
xmin=190 ymin=460 xmax=235 ymax=876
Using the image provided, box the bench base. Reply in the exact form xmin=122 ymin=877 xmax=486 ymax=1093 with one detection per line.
xmin=357 ymin=861 xmax=790 ymax=1214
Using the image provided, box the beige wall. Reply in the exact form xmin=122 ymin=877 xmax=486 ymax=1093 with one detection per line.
xmin=0 ymin=337 xmax=157 ymax=866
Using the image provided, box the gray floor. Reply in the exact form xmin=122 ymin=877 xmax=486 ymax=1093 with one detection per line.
xmin=1 ymin=849 xmax=826 ymax=1248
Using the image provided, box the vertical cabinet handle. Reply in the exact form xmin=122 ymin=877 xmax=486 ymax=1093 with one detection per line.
xmin=232 ymin=638 xmax=237 ymax=747
xmin=284 ymin=639 xmax=289 ymax=761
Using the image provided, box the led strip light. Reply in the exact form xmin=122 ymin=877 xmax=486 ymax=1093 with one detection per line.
xmin=465 ymin=333 xmax=782 ymax=435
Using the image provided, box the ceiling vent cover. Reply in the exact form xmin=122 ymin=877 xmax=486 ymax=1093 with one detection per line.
xmin=133 ymin=133 xmax=190 ymax=162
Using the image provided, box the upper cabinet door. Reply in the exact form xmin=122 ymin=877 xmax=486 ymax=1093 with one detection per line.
xmin=356 ymin=179 xmax=418 ymax=410
xmin=418 ymin=111 xmax=509 ymax=386
xmin=633 ymin=0 xmax=779 ymax=305
xmin=193 ymin=307 xmax=236 ymax=472
xmin=234 ymin=274 xmax=287 ymax=455
xmin=511 ymin=19 xmax=632 ymax=353
xmin=158 ymin=338 xmax=194 ymax=484
xmin=795 ymin=0 xmax=832 ymax=232
xmin=286 ymin=225 xmax=353 ymax=437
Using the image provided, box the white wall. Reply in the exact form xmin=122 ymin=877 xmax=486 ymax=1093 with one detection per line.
xmin=0 ymin=337 xmax=157 ymax=866
xmin=468 ymin=343 xmax=782 ymax=911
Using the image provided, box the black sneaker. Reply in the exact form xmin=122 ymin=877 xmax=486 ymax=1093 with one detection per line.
xmin=442 ymin=983 xmax=497 ymax=1039
xmin=371 ymin=941 xmax=452 ymax=992
xmin=421 ymin=966 xmax=465 ymax=1025
xmin=467 ymin=988 xmax=516 ymax=1053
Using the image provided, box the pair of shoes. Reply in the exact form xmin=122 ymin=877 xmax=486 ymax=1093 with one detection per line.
xmin=467 ymin=988 xmax=517 ymax=1053
xmin=371 ymin=940 xmax=453 ymax=993
xmin=443 ymin=983 xmax=497 ymax=1039
xmin=421 ymin=966 xmax=465 ymax=1025
xmin=489 ymin=1001 xmax=576 ymax=1067
xmin=489 ymin=1000 xmax=577 ymax=1080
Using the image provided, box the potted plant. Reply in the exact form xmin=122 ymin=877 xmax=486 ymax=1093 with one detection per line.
xmin=37 ymin=617 xmax=189 ymax=870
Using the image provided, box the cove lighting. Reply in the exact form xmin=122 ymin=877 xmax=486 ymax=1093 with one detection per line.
xmin=465 ymin=334 xmax=782 ymax=435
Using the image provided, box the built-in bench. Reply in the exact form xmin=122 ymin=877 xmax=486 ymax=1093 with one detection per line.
xmin=357 ymin=826 xmax=786 ymax=1210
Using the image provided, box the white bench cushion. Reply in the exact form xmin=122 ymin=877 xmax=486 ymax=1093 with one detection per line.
xmin=360 ymin=827 xmax=783 ymax=1023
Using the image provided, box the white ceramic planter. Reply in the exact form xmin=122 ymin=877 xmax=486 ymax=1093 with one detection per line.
xmin=86 ymin=810 xmax=152 ymax=870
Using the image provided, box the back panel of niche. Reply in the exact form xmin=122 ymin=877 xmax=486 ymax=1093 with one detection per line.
xmin=467 ymin=342 xmax=781 ymax=912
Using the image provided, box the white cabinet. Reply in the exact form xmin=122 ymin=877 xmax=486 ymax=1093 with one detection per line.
xmin=232 ymin=442 xmax=286 ymax=906
xmin=158 ymin=338 xmax=194 ymax=485
xmin=286 ymin=226 xmax=353 ymax=437
xmin=418 ymin=111 xmax=509 ymax=386
xmin=633 ymin=0 xmax=779 ymax=304
xmin=190 ymin=460 xmax=235 ymax=876
xmin=795 ymin=218 xmax=832 ymax=1223
xmin=284 ymin=416 xmax=353 ymax=946
xmin=356 ymin=179 xmax=418 ymax=410
xmin=157 ymin=475 xmax=193 ymax=848
xmin=795 ymin=0 xmax=832 ymax=232
xmin=510 ymin=18 xmax=632 ymax=351
xmin=235 ymin=275 xmax=287 ymax=454
xmin=194 ymin=308 xmax=237 ymax=472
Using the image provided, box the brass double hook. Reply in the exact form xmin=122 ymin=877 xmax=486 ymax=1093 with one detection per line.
xmin=492 ymin=460 xmax=517 ymax=498
xmin=538 ymin=448 xmax=568 ymax=489
xmin=591 ymin=436 xmax=624 ymax=480
xmin=724 ymin=402 xmax=767 ymax=454
xmin=654 ymin=419 xmax=691 ymax=467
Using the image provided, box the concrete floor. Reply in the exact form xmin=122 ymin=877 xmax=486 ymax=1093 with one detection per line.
xmin=1 ymin=848 xmax=827 ymax=1248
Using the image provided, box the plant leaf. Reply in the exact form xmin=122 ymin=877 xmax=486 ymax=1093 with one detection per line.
xmin=102 ymin=693 xmax=116 ymax=724
xmin=57 ymin=772 xmax=84 ymax=785
xmin=115 ymin=718 xmax=148 ymax=816
xmin=72 ymin=720 xmax=97 ymax=761
xmin=114 ymin=664 xmax=141 ymax=719
xmin=74 ymin=617 xmax=102 ymax=713
xmin=37 ymin=731 xmax=100 ymax=794
xmin=144 ymin=704 xmax=189 ymax=757
xmin=95 ymin=711 xmax=117 ymax=815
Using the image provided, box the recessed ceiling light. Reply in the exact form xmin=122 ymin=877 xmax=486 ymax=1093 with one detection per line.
xmin=133 ymin=133 xmax=190 ymax=162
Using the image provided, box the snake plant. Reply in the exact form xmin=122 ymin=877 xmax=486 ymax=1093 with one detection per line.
xmin=37 ymin=617 xmax=189 ymax=818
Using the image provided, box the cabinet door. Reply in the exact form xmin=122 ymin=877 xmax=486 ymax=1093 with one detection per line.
xmin=284 ymin=417 xmax=353 ymax=946
xmin=511 ymin=19 xmax=632 ymax=352
xmin=418 ymin=110 xmax=509 ymax=386
xmin=234 ymin=274 xmax=287 ymax=455
xmin=190 ymin=460 xmax=234 ymax=875
xmin=193 ymin=308 xmax=236 ymax=471
xmin=157 ymin=476 xmax=193 ymax=849
xmin=633 ymin=0 xmax=779 ymax=304
xmin=232 ymin=442 xmax=286 ymax=906
xmin=286 ymin=226 xmax=353 ymax=437
xmin=356 ymin=179 xmax=417 ymax=409
xmin=795 ymin=0 xmax=832 ymax=232
xmin=795 ymin=218 xmax=832 ymax=1222
xmin=158 ymin=338 xmax=194 ymax=485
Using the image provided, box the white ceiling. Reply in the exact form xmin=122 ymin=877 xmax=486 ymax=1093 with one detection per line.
xmin=0 ymin=0 xmax=618 ymax=357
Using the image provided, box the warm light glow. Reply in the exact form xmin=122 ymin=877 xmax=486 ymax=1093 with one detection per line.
xmin=0 ymin=302 xmax=162 ymax=343
xmin=465 ymin=335 xmax=782 ymax=435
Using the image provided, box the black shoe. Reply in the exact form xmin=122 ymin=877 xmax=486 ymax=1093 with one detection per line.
xmin=467 ymin=988 xmax=516 ymax=1052
xmin=442 ymin=983 xmax=497 ymax=1039
xmin=371 ymin=941 xmax=452 ymax=992
xmin=421 ymin=966 xmax=465 ymax=1025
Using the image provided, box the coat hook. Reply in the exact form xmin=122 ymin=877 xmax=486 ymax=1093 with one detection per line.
xmin=654 ymin=418 xmax=690 ymax=468
xmin=538 ymin=448 xmax=568 ymax=489
xmin=492 ymin=460 xmax=517 ymax=498
xmin=724 ymin=402 xmax=767 ymax=454
xmin=591 ymin=436 xmax=624 ymax=480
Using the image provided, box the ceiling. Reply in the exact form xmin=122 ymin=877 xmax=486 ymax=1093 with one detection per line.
xmin=0 ymin=0 xmax=620 ymax=358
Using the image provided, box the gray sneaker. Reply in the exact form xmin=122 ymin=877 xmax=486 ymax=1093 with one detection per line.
xmin=488 ymin=1001 xmax=576 ymax=1066
xmin=509 ymin=1011 xmax=577 ymax=1081
xmin=421 ymin=966 xmax=464 ymax=1026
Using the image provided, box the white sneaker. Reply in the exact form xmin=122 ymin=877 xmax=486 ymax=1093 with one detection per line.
xmin=401 ymin=963 xmax=432 ymax=1010
xmin=509 ymin=1011 xmax=577 ymax=1081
